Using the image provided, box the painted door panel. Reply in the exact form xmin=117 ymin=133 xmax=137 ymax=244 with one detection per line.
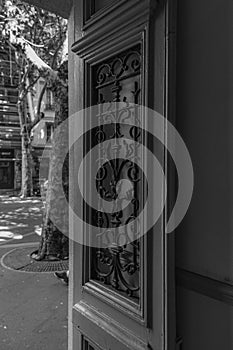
xmin=69 ymin=1 xmax=175 ymax=349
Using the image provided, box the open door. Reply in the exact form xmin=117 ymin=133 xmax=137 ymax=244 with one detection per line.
xmin=69 ymin=1 xmax=176 ymax=349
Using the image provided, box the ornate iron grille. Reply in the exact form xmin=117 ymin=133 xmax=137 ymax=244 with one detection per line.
xmin=89 ymin=44 xmax=143 ymax=301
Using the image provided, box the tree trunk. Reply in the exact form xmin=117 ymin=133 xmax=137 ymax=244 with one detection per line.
xmin=18 ymin=99 xmax=33 ymax=198
xmin=34 ymin=61 xmax=69 ymax=261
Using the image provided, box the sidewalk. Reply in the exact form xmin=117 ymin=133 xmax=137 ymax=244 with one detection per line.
xmin=0 ymin=194 xmax=43 ymax=246
xmin=0 ymin=195 xmax=68 ymax=350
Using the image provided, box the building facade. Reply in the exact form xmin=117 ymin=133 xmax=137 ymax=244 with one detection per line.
xmin=0 ymin=43 xmax=55 ymax=193
xmin=0 ymin=42 xmax=21 ymax=191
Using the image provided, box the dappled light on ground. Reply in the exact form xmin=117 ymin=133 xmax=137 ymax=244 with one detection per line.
xmin=0 ymin=196 xmax=41 ymax=205
xmin=0 ymin=195 xmax=43 ymax=245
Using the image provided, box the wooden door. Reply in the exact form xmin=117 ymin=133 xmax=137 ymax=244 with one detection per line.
xmin=69 ymin=1 xmax=176 ymax=349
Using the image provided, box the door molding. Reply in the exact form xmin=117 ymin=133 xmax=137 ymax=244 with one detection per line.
xmin=73 ymin=301 xmax=149 ymax=350
xmin=69 ymin=0 xmax=177 ymax=349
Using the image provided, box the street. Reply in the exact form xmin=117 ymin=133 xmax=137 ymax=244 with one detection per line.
xmin=0 ymin=194 xmax=68 ymax=350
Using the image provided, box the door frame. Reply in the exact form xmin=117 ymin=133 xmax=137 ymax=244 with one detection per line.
xmin=68 ymin=0 xmax=177 ymax=349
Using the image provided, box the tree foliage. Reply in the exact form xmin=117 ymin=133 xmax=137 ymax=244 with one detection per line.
xmin=0 ymin=0 xmax=67 ymax=197
xmin=0 ymin=0 xmax=69 ymax=260
xmin=1 ymin=0 xmax=67 ymax=67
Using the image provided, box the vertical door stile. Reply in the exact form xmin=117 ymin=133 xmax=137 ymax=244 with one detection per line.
xmin=69 ymin=1 xmax=176 ymax=349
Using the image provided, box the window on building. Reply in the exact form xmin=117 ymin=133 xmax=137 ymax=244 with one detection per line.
xmin=46 ymin=123 xmax=54 ymax=142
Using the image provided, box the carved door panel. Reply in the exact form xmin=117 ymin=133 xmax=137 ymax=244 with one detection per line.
xmin=69 ymin=1 xmax=175 ymax=349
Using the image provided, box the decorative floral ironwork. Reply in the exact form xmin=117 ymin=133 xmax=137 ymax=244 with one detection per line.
xmin=96 ymin=49 xmax=141 ymax=87
xmin=90 ymin=45 xmax=142 ymax=300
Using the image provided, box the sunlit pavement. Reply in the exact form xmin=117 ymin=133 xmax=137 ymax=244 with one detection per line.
xmin=0 ymin=194 xmax=43 ymax=246
xmin=0 ymin=195 xmax=68 ymax=350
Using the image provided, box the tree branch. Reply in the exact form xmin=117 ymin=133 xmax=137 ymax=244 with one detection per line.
xmin=36 ymin=39 xmax=64 ymax=115
xmin=36 ymin=81 xmax=47 ymax=116
xmin=21 ymin=74 xmax=40 ymax=101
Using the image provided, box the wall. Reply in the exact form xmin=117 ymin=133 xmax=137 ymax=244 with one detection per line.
xmin=176 ymin=0 xmax=233 ymax=348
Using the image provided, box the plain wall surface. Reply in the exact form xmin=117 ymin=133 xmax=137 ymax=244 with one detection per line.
xmin=177 ymin=287 xmax=233 ymax=350
xmin=176 ymin=0 xmax=233 ymax=283
xmin=176 ymin=0 xmax=233 ymax=348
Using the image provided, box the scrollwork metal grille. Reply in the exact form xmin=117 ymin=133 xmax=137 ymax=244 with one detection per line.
xmin=89 ymin=44 xmax=143 ymax=301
